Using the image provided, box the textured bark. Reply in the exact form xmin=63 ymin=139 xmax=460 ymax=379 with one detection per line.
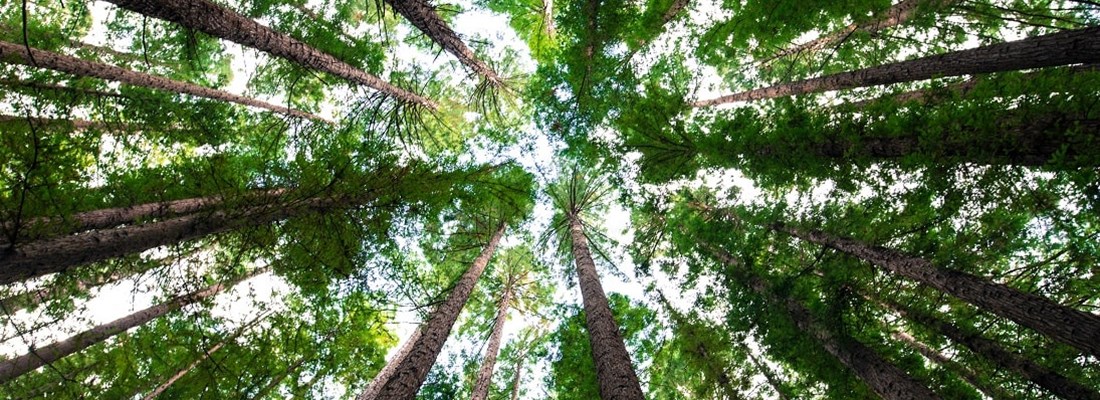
xmin=0 ymin=275 xmax=246 ymax=383
xmin=703 ymin=244 xmax=941 ymax=400
xmin=0 ymin=41 xmax=326 ymax=121
xmin=569 ymin=215 xmax=645 ymax=400
xmin=891 ymin=331 xmax=1015 ymax=400
xmin=773 ymin=223 xmax=1100 ymax=357
xmin=383 ymin=0 xmax=503 ymax=86
xmin=760 ymin=0 xmax=957 ymax=65
xmin=471 ymin=282 xmax=513 ymax=400
xmin=357 ymin=325 xmax=423 ymax=400
xmin=0 ymin=193 xmax=343 ymax=285
xmin=103 ymin=0 xmax=436 ymax=109
xmin=373 ymin=225 xmax=505 ymax=400
xmin=693 ymin=26 xmax=1100 ymax=106
xmin=877 ymin=296 xmax=1100 ymax=400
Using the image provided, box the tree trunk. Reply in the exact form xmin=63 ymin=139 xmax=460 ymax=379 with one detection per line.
xmin=141 ymin=312 xmax=267 ymax=399
xmin=372 ymin=224 xmax=506 ymax=400
xmin=103 ymin=0 xmax=436 ymax=109
xmin=890 ymin=331 xmax=1016 ymax=400
xmin=759 ymin=0 xmax=957 ymax=65
xmin=249 ymin=353 xmax=311 ymax=400
xmin=875 ymin=295 xmax=1100 ymax=400
xmin=0 ymin=79 xmax=127 ymax=99
xmin=744 ymin=347 xmax=792 ymax=400
xmin=0 ymin=41 xmax=326 ymax=122
xmin=356 ymin=325 xmax=424 ymax=400
xmin=508 ymin=345 xmax=527 ymax=400
xmin=656 ymin=289 xmax=742 ymax=400
xmin=0 ymin=192 xmax=344 ymax=285
xmin=772 ymin=222 xmax=1100 ymax=357
xmin=702 ymin=243 xmax=941 ymax=400
xmin=693 ymin=26 xmax=1100 ymax=106
xmin=0 ymin=272 xmax=253 ymax=383
xmin=471 ymin=281 xmax=513 ymax=400
xmin=568 ymin=215 xmax=645 ymax=400
xmin=383 ymin=0 xmax=503 ymax=87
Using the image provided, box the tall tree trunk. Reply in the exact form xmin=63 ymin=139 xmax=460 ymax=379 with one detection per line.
xmin=617 ymin=0 xmax=691 ymax=68
xmin=471 ymin=280 xmax=513 ymax=400
xmin=508 ymin=345 xmax=528 ymax=400
xmin=890 ymin=331 xmax=1016 ymax=400
xmin=692 ymin=26 xmax=1100 ymax=106
xmin=0 ymin=114 xmax=111 ymax=131
xmin=249 ymin=353 xmax=311 ymax=400
xmin=357 ymin=325 xmax=424 ymax=400
xmin=0 ymin=79 xmax=127 ymax=99
xmin=0 ymin=192 xmax=348 ymax=285
xmin=656 ymin=290 xmax=741 ymax=399
xmin=373 ymin=224 xmax=506 ymax=400
xmin=383 ymin=0 xmax=503 ymax=87
xmin=103 ymin=0 xmax=436 ymax=109
xmin=568 ymin=215 xmax=645 ymax=400
xmin=702 ymin=243 xmax=941 ymax=400
xmin=873 ymin=294 xmax=1100 ymax=400
xmin=759 ymin=0 xmax=957 ymax=65
xmin=744 ymin=346 xmax=792 ymax=400
xmin=1 ymin=189 xmax=286 ymax=245
xmin=0 ymin=271 xmax=255 ymax=383
xmin=770 ymin=222 xmax=1100 ymax=357
xmin=0 ymin=41 xmax=326 ymax=121
xmin=141 ymin=312 xmax=267 ymax=399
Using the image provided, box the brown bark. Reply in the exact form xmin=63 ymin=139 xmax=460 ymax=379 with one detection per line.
xmin=760 ymin=0 xmax=957 ymax=65
xmin=508 ymin=345 xmax=527 ymax=400
xmin=891 ymin=331 xmax=1016 ymax=400
xmin=875 ymin=295 xmax=1100 ymax=400
xmin=772 ymin=223 xmax=1100 ymax=357
xmin=103 ymin=0 xmax=436 ymax=109
xmin=471 ymin=280 xmax=513 ymax=400
xmin=693 ymin=26 xmax=1100 ymax=106
xmin=703 ymin=244 xmax=941 ymax=400
xmin=569 ymin=215 xmax=645 ymax=400
xmin=0 ymin=273 xmax=251 ymax=383
xmin=0 ymin=192 xmax=344 ymax=285
xmin=141 ymin=312 xmax=267 ymax=399
xmin=357 ymin=325 xmax=424 ymax=400
xmin=383 ymin=0 xmax=503 ymax=87
xmin=0 ymin=41 xmax=327 ymax=121
xmin=373 ymin=224 xmax=506 ymax=400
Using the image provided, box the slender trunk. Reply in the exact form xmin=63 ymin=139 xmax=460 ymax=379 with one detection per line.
xmin=891 ymin=331 xmax=1016 ymax=400
xmin=569 ymin=215 xmax=645 ymax=400
xmin=656 ymin=290 xmax=741 ymax=399
xmin=0 ymin=272 xmax=254 ymax=383
xmin=702 ymin=244 xmax=941 ymax=400
xmin=508 ymin=345 xmax=527 ymax=400
xmin=103 ymin=0 xmax=436 ymax=109
xmin=744 ymin=347 xmax=792 ymax=400
xmin=471 ymin=283 xmax=513 ymax=400
xmin=10 ymin=360 xmax=101 ymax=400
xmin=383 ymin=0 xmax=503 ymax=86
xmin=65 ymin=39 xmax=178 ymax=70
xmin=0 ymin=41 xmax=326 ymax=121
xmin=142 ymin=312 xmax=267 ymax=399
xmin=0 ymin=192 xmax=346 ymax=285
xmin=250 ymin=353 xmax=310 ymax=400
xmin=760 ymin=0 xmax=957 ymax=65
xmin=1 ymin=189 xmax=286 ymax=244
xmin=771 ymin=222 xmax=1100 ymax=357
xmin=0 ymin=79 xmax=127 ymax=99
xmin=693 ymin=26 xmax=1100 ymax=106
xmin=874 ymin=295 xmax=1100 ymax=400
xmin=618 ymin=0 xmax=691 ymax=68
xmin=356 ymin=325 xmax=424 ymax=400
xmin=373 ymin=224 xmax=506 ymax=400
xmin=0 ymin=114 xmax=110 ymax=131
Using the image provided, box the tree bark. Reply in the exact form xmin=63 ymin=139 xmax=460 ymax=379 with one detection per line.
xmin=141 ymin=312 xmax=267 ymax=399
xmin=508 ymin=345 xmax=527 ymax=400
xmin=702 ymin=243 xmax=941 ymax=400
xmin=875 ymin=295 xmax=1100 ymax=400
xmin=693 ymin=26 xmax=1100 ymax=106
xmin=372 ymin=224 xmax=506 ymax=400
xmin=0 ymin=272 xmax=252 ymax=383
xmin=383 ymin=0 xmax=503 ymax=87
xmin=103 ymin=0 xmax=436 ymax=109
xmin=471 ymin=280 xmax=513 ymax=400
xmin=0 ymin=192 xmax=344 ymax=285
xmin=0 ymin=41 xmax=327 ymax=122
xmin=357 ymin=325 xmax=424 ymax=400
xmin=772 ymin=222 xmax=1100 ymax=357
xmin=568 ymin=215 xmax=645 ymax=400
xmin=759 ymin=0 xmax=957 ymax=65
xmin=890 ymin=331 xmax=1016 ymax=400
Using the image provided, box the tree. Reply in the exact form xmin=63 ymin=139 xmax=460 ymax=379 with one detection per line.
xmin=383 ymin=0 xmax=504 ymax=87
xmin=0 ymin=40 xmax=326 ymax=121
xmin=102 ymin=0 xmax=437 ymax=109
xmin=470 ymin=262 xmax=516 ymax=400
xmin=692 ymin=26 xmax=1100 ymax=106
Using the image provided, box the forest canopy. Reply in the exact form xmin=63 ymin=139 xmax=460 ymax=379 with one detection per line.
xmin=0 ymin=0 xmax=1098 ymax=399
